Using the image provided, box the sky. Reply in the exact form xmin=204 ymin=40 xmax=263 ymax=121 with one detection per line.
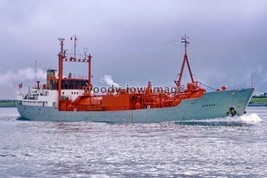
xmin=0 ymin=0 xmax=266 ymax=99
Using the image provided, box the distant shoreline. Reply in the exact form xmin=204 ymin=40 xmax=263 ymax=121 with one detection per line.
xmin=248 ymin=97 xmax=267 ymax=107
xmin=0 ymin=100 xmax=17 ymax=107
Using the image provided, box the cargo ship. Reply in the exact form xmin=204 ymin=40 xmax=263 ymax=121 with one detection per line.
xmin=16 ymin=35 xmax=254 ymax=123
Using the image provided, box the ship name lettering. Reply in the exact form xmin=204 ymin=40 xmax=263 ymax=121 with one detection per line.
xmin=202 ymin=104 xmax=216 ymax=107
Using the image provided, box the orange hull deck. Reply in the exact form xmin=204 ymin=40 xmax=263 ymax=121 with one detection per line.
xmin=58 ymin=83 xmax=206 ymax=112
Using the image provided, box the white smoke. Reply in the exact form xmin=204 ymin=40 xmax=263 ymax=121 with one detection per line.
xmin=102 ymin=75 xmax=120 ymax=88
xmin=0 ymin=68 xmax=46 ymax=85
xmin=0 ymin=68 xmax=47 ymax=99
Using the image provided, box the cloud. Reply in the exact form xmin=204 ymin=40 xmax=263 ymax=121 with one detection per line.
xmin=0 ymin=0 xmax=267 ymax=98
xmin=0 ymin=68 xmax=46 ymax=85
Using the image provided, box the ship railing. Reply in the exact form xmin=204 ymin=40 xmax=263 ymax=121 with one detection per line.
xmin=227 ymin=83 xmax=254 ymax=90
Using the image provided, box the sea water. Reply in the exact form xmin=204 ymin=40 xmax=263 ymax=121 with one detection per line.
xmin=0 ymin=107 xmax=266 ymax=177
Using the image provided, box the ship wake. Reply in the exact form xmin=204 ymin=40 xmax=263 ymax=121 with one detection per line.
xmin=175 ymin=113 xmax=262 ymax=127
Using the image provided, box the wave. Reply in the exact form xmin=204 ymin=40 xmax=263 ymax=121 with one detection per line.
xmin=240 ymin=113 xmax=262 ymax=124
xmin=175 ymin=113 xmax=262 ymax=127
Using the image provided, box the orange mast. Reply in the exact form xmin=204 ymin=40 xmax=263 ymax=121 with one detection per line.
xmin=175 ymin=34 xmax=195 ymax=87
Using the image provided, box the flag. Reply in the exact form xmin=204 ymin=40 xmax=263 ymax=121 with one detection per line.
xmin=19 ymin=83 xmax=23 ymax=89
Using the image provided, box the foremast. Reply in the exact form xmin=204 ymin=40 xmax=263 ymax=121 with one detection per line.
xmin=175 ymin=35 xmax=194 ymax=87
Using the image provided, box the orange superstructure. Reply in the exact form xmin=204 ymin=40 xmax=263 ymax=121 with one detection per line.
xmin=53 ymin=35 xmax=206 ymax=112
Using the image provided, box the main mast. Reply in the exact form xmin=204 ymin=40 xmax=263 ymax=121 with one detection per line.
xmin=71 ymin=35 xmax=77 ymax=59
